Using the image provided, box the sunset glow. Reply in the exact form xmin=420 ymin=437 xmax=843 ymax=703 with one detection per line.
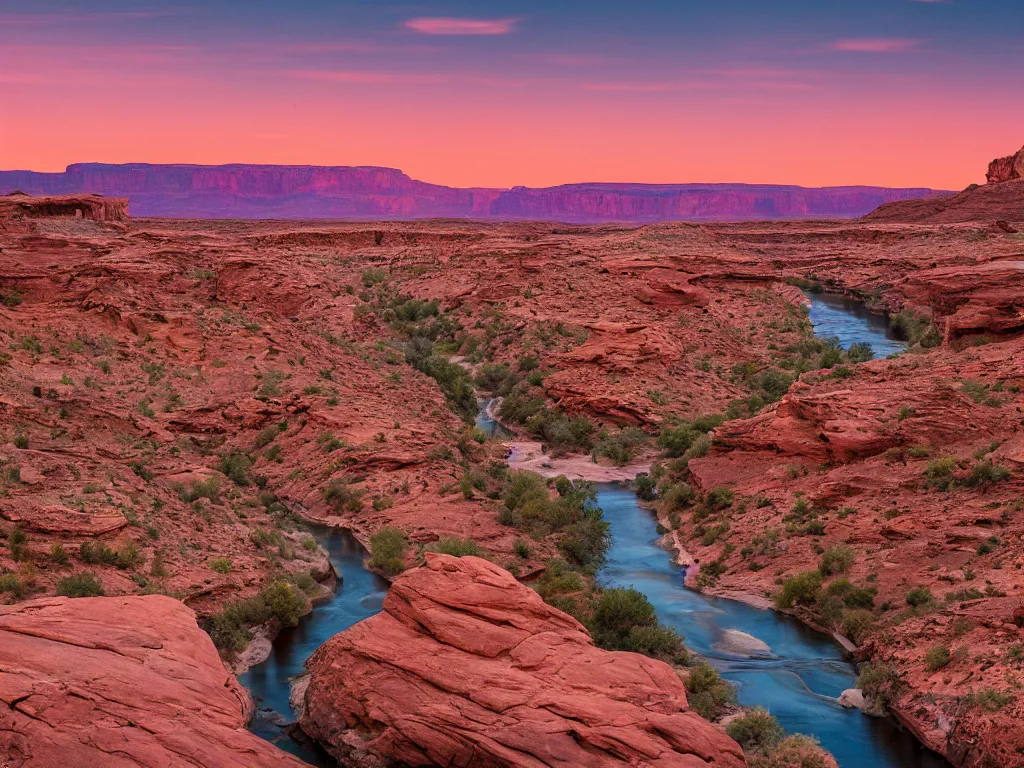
xmin=2 ymin=0 xmax=1022 ymax=189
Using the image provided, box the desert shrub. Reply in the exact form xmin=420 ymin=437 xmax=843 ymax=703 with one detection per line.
xmin=905 ymin=585 xmax=934 ymax=607
xmin=475 ymin=362 xmax=519 ymax=396
xmin=253 ymin=425 xmax=278 ymax=449
xmin=534 ymin=558 xmax=585 ymax=602
xmin=257 ymin=370 xmax=286 ymax=398
xmin=946 ymin=586 xmax=984 ymax=604
xmin=818 ymin=545 xmax=855 ymax=576
xmin=216 ymin=452 xmax=253 ymax=486
xmin=323 ymin=477 xmax=365 ymax=513
xmin=890 ymin=310 xmax=940 ymax=347
xmin=634 ymin=473 xmax=657 ymax=501
xmin=825 ymin=578 xmax=876 ymax=609
xmin=427 ymin=537 xmax=483 ymax=558
xmin=663 ymin=482 xmax=695 ymax=511
xmin=0 ymin=572 xmax=24 ymax=598
xmin=841 ymin=609 xmax=876 ymax=644
xmin=13 ymin=433 xmax=28 ymax=449
xmin=924 ymin=645 xmax=951 ymax=672
xmin=79 ymin=541 xmax=118 ymax=566
xmin=685 ymin=662 xmax=737 ymax=721
xmin=706 ymin=487 xmax=734 ymax=511
xmin=753 ymin=368 xmax=795 ymax=402
xmin=775 ymin=570 xmax=822 ymax=609
xmin=725 ymin=707 xmax=784 ymax=754
xmin=56 ymin=572 xmax=104 ymax=598
xmin=964 ymin=688 xmax=1014 ymax=712
xmin=592 ymin=427 xmax=649 ymax=465
xmin=514 ymin=539 xmax=532 ymax=559
xmin=857 ymin=663 xmax=901 ymax=713
xmin=748 ymin=734 xmax=832 ymax=768
xmin=558 ymin=515 xmax=610 ymax=573
xmin=210 ymin=557 xmax=233 ymax=574
xmin=369 ymin=526 xmax=407 ymax=575
xmin=658 ymin=424 xmax=702 ymax=458
xmin=923 ymin=456 xmax=957 ymax=491
xmin=961 ymin=459 xmax=1011 ymax=489
xmin=847 ymin=342 xmax=874 ymax=363
xmin=206 ymin=581 xmax=305 ymax=652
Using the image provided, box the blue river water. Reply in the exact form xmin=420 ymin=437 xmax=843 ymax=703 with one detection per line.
xmin=238 ymin=527 xmax=389 ymax=766
xmin=241 ymin=298 xmax=945 ymax=767
xmin=807 ymin=292 xmax=908 ymax=358
xmin=596 ymin=483 xmax=948 ymax=768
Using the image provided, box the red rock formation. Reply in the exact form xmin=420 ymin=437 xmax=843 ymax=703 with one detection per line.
xmin=986 ymin=145 xmax=1024 ymax=183
xmin=300 ymin=553 xmax=746 ymax=768
xmin=0 ymin=163 xmax=949 ymax=222
xmin=0 ymin=193 xmax=128 ymax=223
xmin=0 ymin=595 xmax=310 ymax=767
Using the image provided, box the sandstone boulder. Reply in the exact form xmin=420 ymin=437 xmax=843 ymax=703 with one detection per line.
xmin=0 ymin=595 xmax=309 ymax=768
xmin=301 ymin=553 xmax=746 ymax=768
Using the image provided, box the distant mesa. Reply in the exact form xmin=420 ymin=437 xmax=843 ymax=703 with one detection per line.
xmin=0 ymin=162 xmax=951 ymax=223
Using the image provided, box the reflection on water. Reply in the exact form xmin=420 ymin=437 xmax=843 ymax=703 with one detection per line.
xmin=474 ymin=397 xmax=512 ymax=439
xmin=808 ymin=292 xmax=907 ymax=358
xmin=238 ymin=527 xmax=389 ymax=766
xmin=596 ymin=483 xmax=948 ymax=768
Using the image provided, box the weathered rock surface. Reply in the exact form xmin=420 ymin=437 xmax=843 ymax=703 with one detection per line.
xmin=0 ymin=595 xmax=309 ymax=767
xmin=301 ymin=553 xmax=746 ymax=768
xmin=987 ymin=145 xmax=1024 ymax=183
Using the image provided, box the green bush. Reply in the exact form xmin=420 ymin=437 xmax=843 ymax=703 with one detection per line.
xmin=857 ymin=663 xmax=901 ymax=713
xmin=964 ymin=688 xmax=1014 ymax=712
xmin=705 ymin=487 xmax=734 ymax=510
xmin=905 ymin=585 xmax=933 ymax=607
xmin=775 ymin=571 xmax=823 ymax=609
xmin=216 ymin=452 xmax=253 ymax=486
xmin=685 ymin=662 xmax=737 ymax=721
xmin=0 ymin=572 xmax=24 ymax=598
xmin=369 ymin=526 xmax=407 ymax=575
xmin=923 ymin=457 xmax=957 ymax=491
xmin=592 ymin=427 xmax=649 ymax=465
xmin=514 ymin=538 xmax=532 ymax=559
xmin=841 ymin=609 xmax=876 ymax=644
xmin=924 ymin=645 xmax=951 ymax=672
xmin=818 ymin=545 xmax=855 ymax=576
xmin=56 ymin=572 xmax=104 ymax=598
xmin=206 ymin=581 xmax=306 ymax=652
xmin=662 ymin=482 xmax=695 ymax=511
xmin=748 ymin=734 xmax=832 ymax=768
xmin=726 ymin=707 xmax=784 ymax=754
xmin=634 ymin=473 xmax=657 ymax=501
xmin=658 ymin=424 xmax=702 ymax=458
xmin=890 ymin=310 xmax=940 ymax=348
xmin=961 ymin=460 xmax=1011 ymax=489
xmin=427 ymin=537 xmax=483 ymax=558
xmin=323 ymin=477 xmax=365 ymax=513
xmin=210 ymin=557 xmax=233 ymax=574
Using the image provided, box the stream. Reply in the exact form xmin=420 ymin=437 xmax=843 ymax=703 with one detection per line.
xmin=240 ymin=294 xmax=945 ymax=767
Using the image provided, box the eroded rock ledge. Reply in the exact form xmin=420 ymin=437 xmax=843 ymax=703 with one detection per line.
xmin=300 ymin=553 xmax=746 ymax=768
xmin=0 ymin=595 xmax=308 ymax=768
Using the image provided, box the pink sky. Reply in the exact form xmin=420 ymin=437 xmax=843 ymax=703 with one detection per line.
xmin=2 ymin=4 xmax=1022 ymax=190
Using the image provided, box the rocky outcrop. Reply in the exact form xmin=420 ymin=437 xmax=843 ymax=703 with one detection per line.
xmin=986 ymin=145 xmax=1024 ymax=183
xmin=0 ymin=595 xmax=309 ymax=767
xmin=0 ymin=193 xmax=128 ymax=223
xmin=0 ymin=163 xmax=950 ymax=222
xmin=300 ymin=553 xmax=746 ymax=768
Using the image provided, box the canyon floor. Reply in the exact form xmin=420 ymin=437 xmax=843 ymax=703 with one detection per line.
xmin=1 ymin=183 xmax=1023 ymax=767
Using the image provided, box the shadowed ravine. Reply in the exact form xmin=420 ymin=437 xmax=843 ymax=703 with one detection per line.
xmin=240 ymin=297 xmax=945 ymax=767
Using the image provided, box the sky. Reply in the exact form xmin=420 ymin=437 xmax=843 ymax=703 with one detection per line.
xmin=1 ymin=0 xmax=1023 ymax=189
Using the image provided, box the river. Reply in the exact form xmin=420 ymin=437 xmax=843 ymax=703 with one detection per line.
xmin=240 ymin=294 xmax=945 ymax=767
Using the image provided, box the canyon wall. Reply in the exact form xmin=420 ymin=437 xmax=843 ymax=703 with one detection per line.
xmin=0 ymin=163 xmax=949 ymax=222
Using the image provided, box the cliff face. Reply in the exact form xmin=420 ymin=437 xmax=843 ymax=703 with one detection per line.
xmin=0 ymin=163 xmax=948 ymax=221
xmin=986 ymin=145 xmax=1024 ymax=183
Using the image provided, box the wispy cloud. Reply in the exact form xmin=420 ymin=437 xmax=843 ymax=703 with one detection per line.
xmin=832 ymin=38 xmax=923 ymax=52
xmin=404 ymin=17 xmax=518 ymax=36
